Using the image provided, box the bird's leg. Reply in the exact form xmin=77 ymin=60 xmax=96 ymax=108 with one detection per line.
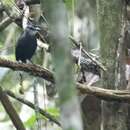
xmin=78 ymin=42 xmax=82 ymax=66
xmin=82 ymin=70 xmax=86 ymax=83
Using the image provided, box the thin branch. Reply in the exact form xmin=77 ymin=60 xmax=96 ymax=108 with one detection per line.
xmin=24 ymin=0 xmax=65 ymax=5
xmin=0 ymin=17 xmax=12 ymax=31
xmin=6 ymin=90 xmax=61 ymax=127
xmin=25 ymin=0 xmax=40 ymax=5
xmin=69 ymin=35 xmax=107 ymax=71
xmin=0 ymin=87 xmax=26 ymax=130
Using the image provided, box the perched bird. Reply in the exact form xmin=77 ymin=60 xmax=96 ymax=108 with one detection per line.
xmin=71 ymin=48 xmax=100 ymax=84
xmin=71 ymin=48 xmax=100 ymax=76
xmin=15 ymin=24 xmax=40 ymax=63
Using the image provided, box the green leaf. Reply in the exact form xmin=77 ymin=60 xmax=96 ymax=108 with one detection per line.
xmin=0 ymin=44 xmax=4 ymax=49
xmin=47 ymin=107 xmax=60 ymax=118
xmin=24 ymin=115 xmax=36 ymax=128
xmin=64 ymin=0 xmax=74 ymax=9
xmin=2 ymin=0 xmax=14 ymax=6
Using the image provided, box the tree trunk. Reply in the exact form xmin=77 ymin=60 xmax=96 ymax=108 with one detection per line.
xmin=97 ymin=0 xmax=127 ymax=130
xmin=81 ymin=95 xmax=101 ymax=130
xmin=40 ymin=0 xmax=83 ymax=130
xmin=76 ymin=0 xmax=101 ymax=130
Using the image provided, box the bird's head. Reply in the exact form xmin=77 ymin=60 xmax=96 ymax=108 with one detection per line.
xmin=26 ymin=22 xmax=41 ymax=36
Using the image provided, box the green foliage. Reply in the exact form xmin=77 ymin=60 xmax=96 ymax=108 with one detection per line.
xmin=64 ymin=0 xmax=75 ymax=9
xmin=2 ymin=0 xmax=14 ymax=6
xmin=0 ymin=43 xmax=4 ymax=49
xmin=24 ymin=107 xmax=60 ymax=128
xmin=47 ymin=107 xmax=60 ymax=118
xmin=24 ymin=115 xmax=36 ymax=128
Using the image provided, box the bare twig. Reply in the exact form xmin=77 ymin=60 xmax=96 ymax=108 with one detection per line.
xmin=25 ymin=0 xmax=40 ymax=5
xmin=24 ymin=0 xmax=65 ymax=5
xmin=0 ymin=87 xmax=26 ymax=130
xmin=6 ymin=90 xmax=61 ymax=127
xmin=0 ymin=17 xmax=12 ymax=31
xmin=69 ymin=35 xmax=107 ymax=71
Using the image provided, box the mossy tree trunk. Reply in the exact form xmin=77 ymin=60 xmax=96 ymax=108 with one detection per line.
xmin=97 ymin=0 xmax=127 ymax=130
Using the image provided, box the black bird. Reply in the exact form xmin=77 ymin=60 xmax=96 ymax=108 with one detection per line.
xmin=15 ymin=24 xmax=40 ymax=63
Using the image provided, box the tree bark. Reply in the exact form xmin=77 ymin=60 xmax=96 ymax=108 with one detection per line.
xmin=0 ymin=87 xmax=26 ymax=130
xmin=97 ymin=0 xmax=127 ymax=130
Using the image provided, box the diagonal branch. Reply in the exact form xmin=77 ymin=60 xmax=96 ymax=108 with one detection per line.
xmin=6 ymin=90 xmax=61 ymax=127
xmin=0 ymin=87 xmax=26 ymax=130
xmin=0 ymin=17 xmax=12 ymax=31
xmin=69 ymin=35 xmax=107 ymax=71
